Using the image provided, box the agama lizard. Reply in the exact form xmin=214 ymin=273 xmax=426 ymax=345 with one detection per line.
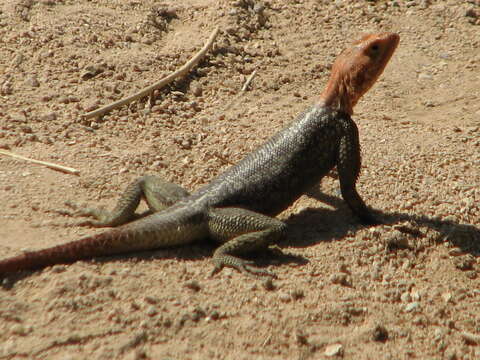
xmin=0 ymin=32 xmax=399 ymax=277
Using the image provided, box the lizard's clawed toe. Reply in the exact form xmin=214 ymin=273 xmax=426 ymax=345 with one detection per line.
xmin=210 ymin=264 xmax=223 ymax=277
xmin=243 ymin=264 xmax=277 ymax=279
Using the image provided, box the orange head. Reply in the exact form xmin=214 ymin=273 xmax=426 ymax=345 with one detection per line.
xmin=319 ymin=32 xmax=399 ymax=115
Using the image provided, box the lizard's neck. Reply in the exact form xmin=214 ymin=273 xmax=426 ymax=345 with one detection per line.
xmin=318 ymin=71 xmax=358 ymax=116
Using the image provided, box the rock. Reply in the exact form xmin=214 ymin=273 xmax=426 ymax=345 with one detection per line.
xmin=372 ymin=324 xmax=389 ymax=342
xmin=190 ymin=83 xmax=202 ymax=97
xmin=278 ymin=292 xmax=291 ymax=303
xmin=442 ymin=292 xmax=452 ymax=303
xmin=465 ymin=271 xmax=477 ymax=279
xmin=461 ymin=331 xmax=480 ymax=345
xmin=20 ymin=125 xmax=33 ymax=134
xmin=418 ymin=73 xmax=432 ymax=80
xmin=448 ymin=248 xmax=463 ymax=256
xmin=184 ymin=280 xmax=201 ymax=292
xmin=81 ymin=65 xmax=104 ymax=80
xmin=411 ymin=291 xmax=421 ymax=301
xmin=11 ymin=53 xmax=25 ymax=67
xmin=25 ymin=75 xmax=39 ymax=88
xmin=83 ymin=100 xmax=100 ymax=112
xmin=465 ymin=8 xmax=479 ymax=19
xmin=145 ymin=306 xmax=157 ymax=317
xmin=41 ymin=112 xmax=57 ymax=121
xmin=11 ymin=324 xmax=27 ymax=335
xmin=144 ymin=296 xmax=159 ymax=304
xmin=404 ymin=302 xmax=420 ymax=313
xmin=324 ymin=343 xmax=343 ymax=357
xmin=400 ymin=292 xmax=411 ymax=303
xmin=262 ymin=278 xmax=276 ymax=291
xmin=453 ymin=255 xmax=475 ymax=271
xmin=191 ymin=306 xmax=206 ymax=322
xmin=329 ymin=273 xmax=351 ymax=286
xmin=1 ymin=81 xmax=13 ymax=95
xmin=444 ymin=348 xmax=457 ymax=360
xmin=386 ymin=229 xmax=411 ymax=249
xmin=295 ymin=329 xmax=309 ymax=345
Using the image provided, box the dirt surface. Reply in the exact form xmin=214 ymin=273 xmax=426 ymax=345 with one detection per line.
xmin=1 ymin=0 xmax=480 ymax=359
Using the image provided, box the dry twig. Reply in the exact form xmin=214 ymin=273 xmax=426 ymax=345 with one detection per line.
xmin=0 ymin=149 xmax=80 ymax=175
xmin=223 ymin=69 xmax=258 ymax=111
xmin=83 ymin=27 xmax=220 ymax=120
xmin=241 ymin=69 xmax=258 ymax=92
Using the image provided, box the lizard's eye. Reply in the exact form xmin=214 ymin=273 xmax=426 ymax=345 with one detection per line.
xmin=368 ymin=43 xmax=381 ymax=58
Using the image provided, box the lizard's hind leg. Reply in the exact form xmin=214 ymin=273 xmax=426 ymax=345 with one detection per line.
xmin=207 ymin=207 xmax=287 ymax=278
xmin=70 ymin=175 xmax=190 ymax=227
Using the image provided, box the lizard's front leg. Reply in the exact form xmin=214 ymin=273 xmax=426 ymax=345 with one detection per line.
xmin=337 ymin=126 xmax=378 ymax=225
xmin=70 ymin=175 xmax=190 ymax=227
xmin=207 ymin=207 xmax=287 ymax=278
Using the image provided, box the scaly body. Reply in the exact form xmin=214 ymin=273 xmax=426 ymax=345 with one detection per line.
xmin=0 ymin=32 xmax=399 ymax=277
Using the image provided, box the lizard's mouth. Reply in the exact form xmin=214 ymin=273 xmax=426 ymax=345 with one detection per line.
xmin=375 ymin=32 xmax=400 ymax=69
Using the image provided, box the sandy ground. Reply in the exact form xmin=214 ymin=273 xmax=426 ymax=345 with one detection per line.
xmin=1 ymin=0 xmax=480 ymax=359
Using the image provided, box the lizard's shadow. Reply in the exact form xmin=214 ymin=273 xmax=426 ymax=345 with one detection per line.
xmin=283 ymin=188 xmax=480 ymax=258
xmin=281 ymin=188 xmax=364 ymax=249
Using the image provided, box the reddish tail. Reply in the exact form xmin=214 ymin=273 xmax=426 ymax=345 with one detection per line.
xmin=0 ymin=229 xmax=125 ymax=274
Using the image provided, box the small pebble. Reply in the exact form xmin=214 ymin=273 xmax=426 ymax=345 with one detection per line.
xmin=295 ymin=330 xmax=309 ymax=345
xmin=191 ymin=83 xmax=202 ymax=97
xmin=11 ymin=324 xmax=27 ymax=336
xmin=442 ymin=292 xmax=452 ymax=303
xmin=278 ymin=292 xmax=291 ymax=303
xmin=385 ymin=230 xmax=410 ymax=249
xmin=144 ymin=296 xmax=159 ymax=304
xmin=324 ymin=343 xmax=343 ymax=357
xmin=83 ymin=101 xmax=100 ymax=112
xmin=372 ymin=324 xmax=389 ymax=342
xmin=465 ymin=8 xmax=479 ymax=19
xmin=329 ymin=273 xmax=351 ymax=286
xmin=50 ymin=265 xmax=66 ymax=273
xmin=461 ymin=331 xmax=480 ymax=345
xmin=145 ymin=306 xmax=157 ymax=317
xmin=12 ymin=53 xmax=25 ymax=66
xmin=184 ymin=280 xmax=201 ymax=292
xmin=262 ymin=278 xmax=276 ymax=291
xmin=404 ymin=302 xmax=420 ymax=313
xmin=401 ymin=292 xmax=411 ymax=303
xmin=41 ymin=112 xmax=57 ymax=121
xmin=25 ymin=75 xmax=39 ymax=88
xmin=453 ymin=255 xmax=475 ymax=271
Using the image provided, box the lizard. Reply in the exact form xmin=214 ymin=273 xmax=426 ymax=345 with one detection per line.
xmin=0 ymin=32 xmax=399 ymax=277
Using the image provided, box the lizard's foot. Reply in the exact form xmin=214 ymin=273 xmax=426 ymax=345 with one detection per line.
xmin=207 ymin=207 xmax=286 ymax=278
xmin=62 ymin=201 xmax=96 ymax=217
xmin=61 ymin=201 xmax=123 ymax=227
xmin=210 ymin=256 xmax=277 ymax=279
xmin=54 ymin=201 xmax=97 ymax=227
xmin=55 ymin=200 xmax=82 ymax=218
xmin=62 ymin=201 xmax=106 ymax=225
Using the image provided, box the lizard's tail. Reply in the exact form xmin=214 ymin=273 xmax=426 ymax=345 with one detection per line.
xmin=0 ymin=206 xmax=206 ymax=275
xmin=0 ymin=229 xmax=127 ymax=274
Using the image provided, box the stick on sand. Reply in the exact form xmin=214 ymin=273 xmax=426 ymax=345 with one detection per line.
xmin=0 ymin=149 xmax=80 ymax=175
xmin=83 ymin=27 xmax=220 ymax=120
